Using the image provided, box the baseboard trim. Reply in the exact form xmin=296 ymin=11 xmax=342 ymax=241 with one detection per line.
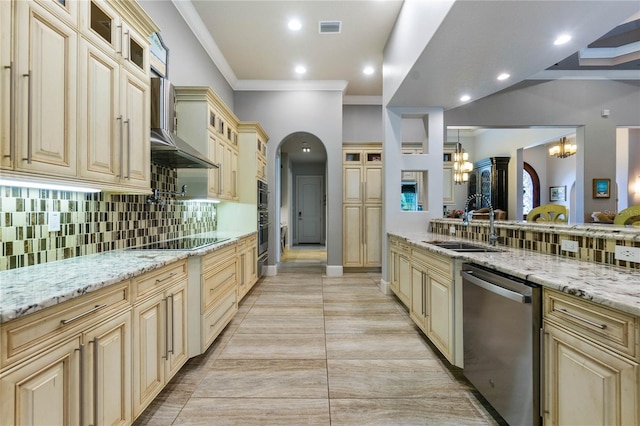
xmin=379 ymin=278 xmax=391 ymax=295
xmin=264 ymin=265 xmax=278 ymax=276
xmin=325 ymin=265 xmax=343 ymax=277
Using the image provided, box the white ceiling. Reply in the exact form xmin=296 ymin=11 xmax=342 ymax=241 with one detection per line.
xmin=173 ymin=0 xmax=640 ymax=109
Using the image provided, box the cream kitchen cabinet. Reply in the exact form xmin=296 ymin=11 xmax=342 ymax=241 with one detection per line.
xmin=186 ymin=243 xmax=239 ymax=357
xmin=0 ymin=0 xmax=156 ymax=191
xmin=389 ymin=236 xmax=411 ymax=305
xmin=237 ymin=234 xmax=258 ymax=301
xmin=409 ymin=246 xmax=455 ymax=364
xmin=175 ymin=86 xmax=240 ymax=202
xmin=0 ymin=280 xmax=132 ymax=426
xmin=82 ymin=309 xmax=132 ymax=426
xmin=343 ymin=144 xmax=383 ymax=268
xmin=132 ymin=261 xmax=189 ymax=418
xmin=77 ymin=0 xmax=153 ymax=191
xmin=1 ymin=0 xmax=78 ymax=177
xmin=543 ymin=289 xmax=639 ymax=426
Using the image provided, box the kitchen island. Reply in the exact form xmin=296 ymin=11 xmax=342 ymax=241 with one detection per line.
xmin=388 ymin=229 xmax=639 ymax=426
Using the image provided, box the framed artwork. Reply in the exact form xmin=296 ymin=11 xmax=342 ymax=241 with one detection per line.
xmin=549 ymin=185 xmax=566 ymax=202
xmin=593 ymin=178 xmax=611 ymax=199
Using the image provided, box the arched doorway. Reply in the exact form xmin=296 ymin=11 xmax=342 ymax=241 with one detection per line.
xmin=277 ymin=132 xmax=328 ymax=266
xmin=523 ymin=162 xmax=540 ymax=219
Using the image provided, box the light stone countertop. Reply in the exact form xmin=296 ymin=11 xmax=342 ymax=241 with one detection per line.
xmin=390 ymin=230 xmax=640 ymax=317
xmin=0 ymin=231 xmax=255 ymax=323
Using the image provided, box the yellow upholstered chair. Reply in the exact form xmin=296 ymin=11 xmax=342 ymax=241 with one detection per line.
xmin=613 ymin=205 xmax=640 ymax=227
xmin=526 ymin=204 xmax=569 ymax=223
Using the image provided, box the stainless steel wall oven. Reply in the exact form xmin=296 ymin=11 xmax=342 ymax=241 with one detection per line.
xmin=257 ymin=181 xmax=268 ymax=277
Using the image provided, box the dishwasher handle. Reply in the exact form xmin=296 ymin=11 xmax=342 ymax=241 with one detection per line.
xmin=462 ymin=270 xmax=531 ymax=304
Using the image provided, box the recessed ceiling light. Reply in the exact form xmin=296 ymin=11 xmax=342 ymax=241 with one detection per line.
xmin=497 ymin=73 xmax=510 ymax=81
xmin=553 ymin=34 xmax=571 ymax=46
xmin=288 ymin=19 xmax=302 ymax=31
xmin=295 ymin=65 xmax=306 ymax=74
xmin=460 ymin=95 xmax=471 ymax=102
xmin=363 ymin=66 xmax=374 ymax=75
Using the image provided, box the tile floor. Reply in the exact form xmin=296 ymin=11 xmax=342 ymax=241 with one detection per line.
xmin=133 ymin=256 xmax=503 ymax=425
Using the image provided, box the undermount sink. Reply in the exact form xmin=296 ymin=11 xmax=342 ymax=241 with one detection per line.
xmin=423 ymin=241 xmax=504 ymax=253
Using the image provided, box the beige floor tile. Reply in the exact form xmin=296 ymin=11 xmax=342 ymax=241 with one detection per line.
xmin=324 ymin=314 xmax=417 ymax=334
xmin=330 ymin=398 xmax=499 ymax=426
xmin=327 ymin=359 xmax=460 ymax=399
xmin=326 ymin=332 xmax=437 ymax=360
xmin=173 ymin=398 xmax=330 ymax=425
xmin=236 ymin=314 xmax=325 ymax=334
xmin=246 ymin=304 xmax=325 ymax=317
xmin=323 ymin=301 xmax=400 ymax=316
xmin=193 ymin=359 xmax=328 ymax=398
xmin=253 ymin=292 xmax=324 ymax=305
xmin=219 ymin=333 xmax=327 ymax=359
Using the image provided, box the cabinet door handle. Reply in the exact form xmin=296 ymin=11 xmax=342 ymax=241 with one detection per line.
xmin=22 ymin=71 xmax=32 ymax=163
xmin=4 ymin=63 xmax=15 ymax=161
xmin=90 ymin=337 xmax=99 ymax=426
xmin=155 ymin=272 xmax=177 ymax=284
xmin=117 ymin=115 xmax=124 ymax=179
xmin=61 ymin=304 xmax=107 ymax=325
xmin=162 ymin=297 xmax=169 ymax=360
xmin=124 ymin=31 xmax=130 ymax=61
xmin=553 ymin=308 xmax=607 ymax=329
xmin=116 ymin=25 xmax=123 ymax=55
xmin=125 ymin=119 xmax=131 ymax=179
xmin=168 ymin=293 xmax=175 ymax=355
xmin=76 ymin=343 xmax=85 ymax=426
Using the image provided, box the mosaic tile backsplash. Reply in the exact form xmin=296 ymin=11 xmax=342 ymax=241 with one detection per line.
xmin=0 ymin=165 xmax=217 ymax=271
xmin=430 ymin=218 xmax=640 ymax=270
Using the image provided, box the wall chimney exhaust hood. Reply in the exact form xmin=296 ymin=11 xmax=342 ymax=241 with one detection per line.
xmin=150 ymin=78 xmax=218 ymax=169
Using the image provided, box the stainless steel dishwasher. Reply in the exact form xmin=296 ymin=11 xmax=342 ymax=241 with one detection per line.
xmin=461 ymin=263 xmax=542 ymax=426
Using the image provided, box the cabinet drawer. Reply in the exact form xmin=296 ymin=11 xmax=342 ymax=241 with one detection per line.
xmin=202 ymin=259 xmax=237 ymax=310
xmin=412 ymin=247 xmax=452 ymax=277
xmin=544 ymin=289 xmax=639 ymax=361
xmin=1 ymin=281 xmax=130 ymax=369
xmin=132 ymin=261 xmax=187 ymax=301
xmin=202 ymin=288 xmax=237 ymax=351
xmin=203 ymin=244 xmax=237 ymax=272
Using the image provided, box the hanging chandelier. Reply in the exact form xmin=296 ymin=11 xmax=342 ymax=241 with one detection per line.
xmin=548 ymin=137 xmax=576 ymax=158
xmin=453 ymin=142 xmax=473 ymax=184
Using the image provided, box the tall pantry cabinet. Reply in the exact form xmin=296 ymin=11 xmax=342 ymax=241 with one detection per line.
xmin=342 ymin=144 xmax=383 ymax=268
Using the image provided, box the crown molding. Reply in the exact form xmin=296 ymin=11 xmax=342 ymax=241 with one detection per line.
xmin=171 ymin=0 xmax=238 ymax=87
xmin=235 ymin=80 xmax=348 ymax=92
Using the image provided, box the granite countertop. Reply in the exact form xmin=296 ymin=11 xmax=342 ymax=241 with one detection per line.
xmin=0 ymin=231 xmax=255 ymax=323
xmin=389 ymin=230 xmax=640 ymax=317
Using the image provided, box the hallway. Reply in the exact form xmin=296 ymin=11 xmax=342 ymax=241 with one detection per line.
xmin=133 ymin=259 xmax=501 ymax=425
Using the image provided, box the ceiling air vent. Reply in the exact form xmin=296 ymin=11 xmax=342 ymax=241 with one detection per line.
xmin=319 ymin=21 xmax=341 ymax=34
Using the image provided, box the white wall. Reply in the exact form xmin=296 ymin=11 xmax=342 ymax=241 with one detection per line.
xmin=234 ymin=90 xmax=343 ymax=274
xmin=138 ymin=0 xmax=234 ymax=108
xmin=343 ymin=105 xmax=383 ymax=143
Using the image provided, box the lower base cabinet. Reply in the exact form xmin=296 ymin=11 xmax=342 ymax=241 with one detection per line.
xmin=389 ymin=236 xmax=461 ymax=367
xmin=0 ymin=281 xmax=132 ymax=426
xmin=132 ymin=263 xmax=189 ymax=418
xmin=0 ymin=337 xmax=82 ymax=426
xmin=542 ymin=289 xmax=639 ymax=426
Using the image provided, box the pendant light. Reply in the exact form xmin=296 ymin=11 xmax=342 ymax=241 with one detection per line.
xmin=548 ymin=137 xmax=576 ymax=158
xmin=452 ymin=131 xmax=472 ymax=184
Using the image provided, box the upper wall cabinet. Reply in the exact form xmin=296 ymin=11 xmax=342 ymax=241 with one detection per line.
xmin=1 ymin=0 xmax=78 ymax=177
xmin=0 ymin=0 xmax=158 ymax=192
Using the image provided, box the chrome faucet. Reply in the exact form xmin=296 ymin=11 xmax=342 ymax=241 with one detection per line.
xmin=462 ymin=193 xmax=499 ymax=246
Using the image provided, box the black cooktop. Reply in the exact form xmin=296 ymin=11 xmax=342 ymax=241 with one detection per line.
xmin=131 ymin=237 xmax=229 ymax=250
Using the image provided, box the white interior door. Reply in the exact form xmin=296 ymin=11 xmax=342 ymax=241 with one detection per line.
xmin=296 ymin=175 xmax=323 ymax=244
